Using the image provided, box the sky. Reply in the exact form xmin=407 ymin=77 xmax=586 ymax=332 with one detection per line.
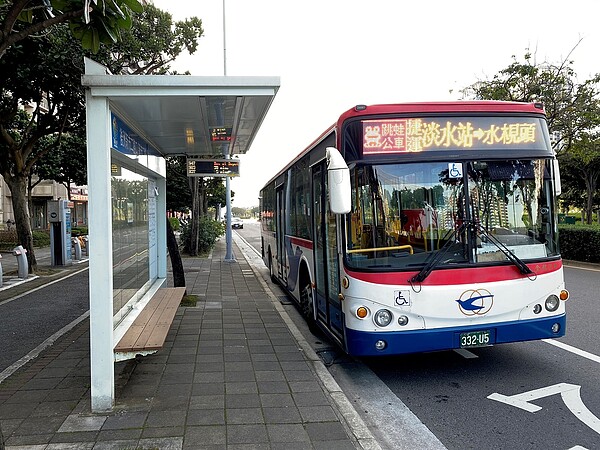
xmin=152 ymin=0 xmax=600 ymax=208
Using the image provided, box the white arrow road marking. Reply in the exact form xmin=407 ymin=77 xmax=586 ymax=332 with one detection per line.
xmin=488 ymin=383 xmax=600 ymax=435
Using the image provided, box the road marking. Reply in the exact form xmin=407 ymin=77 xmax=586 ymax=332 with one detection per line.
xmin=543 ymin=339 xmax=600 ymax=365
xmin=454 ymin=348 xmax=479 ymax=359
xmin=0 ymin=267 xmax=89 ymax=306
xmin=489 ymin=383 xmax=600 ymax=435
xmin=563 ymin=263 xmax=600 ymax=272
xmin=0 ymin=311 xmax=90 ymax=384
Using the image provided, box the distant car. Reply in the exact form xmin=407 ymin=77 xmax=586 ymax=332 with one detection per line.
xmin=231 ymin=217 xmax=244 ymax=229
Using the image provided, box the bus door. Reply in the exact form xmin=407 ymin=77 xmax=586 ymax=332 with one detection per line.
xmin=275 ymin=185 xmax=287 ymax=282
xmin=312 ymin=163 xmax=344 ymax=340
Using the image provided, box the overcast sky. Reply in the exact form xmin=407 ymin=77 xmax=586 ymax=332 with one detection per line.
xmin=152 ymin=0 xmax=600 ymax=208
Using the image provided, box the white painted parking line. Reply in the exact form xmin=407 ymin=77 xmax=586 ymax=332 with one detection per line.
xmin=543 ymin=339 xmax=600 ymax=365
xmin=454 ymin=348 xmax=479 ymax=359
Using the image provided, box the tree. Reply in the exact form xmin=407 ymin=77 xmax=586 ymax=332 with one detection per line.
xmin=461 ymin=48 xmax=600 ymax=154
xmin=96 ymin=3 xmax=202 ymax=75
xmin=0 ymin=26 xmax=86 ymax=271
xmin=30 ymin=130 xmax=87 ymax=198
xmin=560 ymin=133 xmax=600 ymax=224
xmin=166 ymin=155 xmax=192 ymax=212
xmin=0 ymin=0 xmax=143 ymax=60
xmin=461 ymin=48 xmax=600 ymax=222
xmin=0 ymin=3 xmax=203 ymax=272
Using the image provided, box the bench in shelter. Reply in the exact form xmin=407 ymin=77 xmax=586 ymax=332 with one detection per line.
xmin=114 ymin=287 xmax=186 ymax=361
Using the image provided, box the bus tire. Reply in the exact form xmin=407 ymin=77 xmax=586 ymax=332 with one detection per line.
xmin=299 ymin=275 xmax=316 ymax=329
xmin=268 ymin=250 xmax=276 ymax=282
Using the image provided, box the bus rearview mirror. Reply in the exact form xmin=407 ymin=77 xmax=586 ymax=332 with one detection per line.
xmin=326 ymin=147 xmax=351 ymax=214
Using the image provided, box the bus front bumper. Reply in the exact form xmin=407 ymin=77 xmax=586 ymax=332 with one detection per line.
xmin=344 ymin=314 xmax=566 ymax=357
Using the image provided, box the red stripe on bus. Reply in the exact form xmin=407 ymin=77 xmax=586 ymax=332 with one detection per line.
xmin=289 ymin=236 xmax=314 ymax=250
xmin=345 ymin=260 xmax=562 ymax=285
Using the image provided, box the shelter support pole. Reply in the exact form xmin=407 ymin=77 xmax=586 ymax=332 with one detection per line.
xmin=85 ymin=91 xmax=115 ymax=411
xmin=224 ymin=152 xmax=234 ymax=261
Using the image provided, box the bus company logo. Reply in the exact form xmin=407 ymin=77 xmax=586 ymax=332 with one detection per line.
xmin=455 ymin=289 xmax=494 ymax=316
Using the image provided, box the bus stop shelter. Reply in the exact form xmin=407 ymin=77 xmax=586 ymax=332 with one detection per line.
xmin=82 ymin=58 xmax=279 ymax=411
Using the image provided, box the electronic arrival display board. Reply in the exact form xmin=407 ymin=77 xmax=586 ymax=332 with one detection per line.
xmin=187 ymin=158 xmax=240 ymax=177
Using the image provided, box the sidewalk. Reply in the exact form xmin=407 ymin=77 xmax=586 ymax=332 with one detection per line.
xmin=0 ymin=238 xmax=379 ymax=449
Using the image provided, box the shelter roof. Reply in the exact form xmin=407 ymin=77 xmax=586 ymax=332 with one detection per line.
xmin=82 ymin=58 xmax=280 ymax=157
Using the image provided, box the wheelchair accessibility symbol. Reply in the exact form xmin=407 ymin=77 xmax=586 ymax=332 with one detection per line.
xmin=394 ymin=290 xmax=411 ymax=306
xmin=448 ymin=162 xmax=463 ymax=179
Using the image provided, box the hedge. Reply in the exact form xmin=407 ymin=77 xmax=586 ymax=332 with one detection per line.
xmin=558 ymin=224 xmax=600 ymax=264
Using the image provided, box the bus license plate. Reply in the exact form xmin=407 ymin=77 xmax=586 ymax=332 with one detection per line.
xmin=460 ymin=330 xmax=491 ymax=348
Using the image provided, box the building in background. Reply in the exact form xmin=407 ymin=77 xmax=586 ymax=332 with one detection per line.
xmin=0 ymin=176 xmax=88 ymax=231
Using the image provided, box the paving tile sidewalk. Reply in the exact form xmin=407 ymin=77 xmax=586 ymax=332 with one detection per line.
xmin=0 ymin=238 xmax=374 ymax=449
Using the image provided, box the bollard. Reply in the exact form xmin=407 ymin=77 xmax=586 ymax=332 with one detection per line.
xmin=12 ymin=245 xmax=28 ymax=279
xmin=72 ymin=237 xmax=82 ymax=260
xmin=83 ymin=236 xmax=89 ymax=256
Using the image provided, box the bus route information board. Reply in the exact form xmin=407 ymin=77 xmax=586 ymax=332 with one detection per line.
xmin=187 ymin=158 xmax=240 ymax=177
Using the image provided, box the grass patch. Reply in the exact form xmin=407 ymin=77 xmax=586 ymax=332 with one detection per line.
xmin=180 ymin=294 xmax=198 ymax=307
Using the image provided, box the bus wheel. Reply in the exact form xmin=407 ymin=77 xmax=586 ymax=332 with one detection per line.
xmin=268 ymin=251 xmax=276 ymax=282
xmin=300 ymin=280 xmax=316 ymax=327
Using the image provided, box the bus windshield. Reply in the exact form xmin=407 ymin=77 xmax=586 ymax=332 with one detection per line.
xmin=345 ymin=159 xmax=559 ymax=271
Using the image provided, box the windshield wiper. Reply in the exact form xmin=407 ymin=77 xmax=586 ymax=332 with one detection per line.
xmin=409 ymin=222 xmax=468 ymax=284
xmin=475 ymin=224 xmax=535 ymax=277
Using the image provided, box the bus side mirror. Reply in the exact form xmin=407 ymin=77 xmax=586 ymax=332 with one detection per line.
xmin=326 ymin=147 xmax=351 ymax=214
xmin=553 ymin=158 xmax=562 ymax=196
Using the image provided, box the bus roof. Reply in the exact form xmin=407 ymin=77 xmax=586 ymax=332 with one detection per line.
xmin=337 ymin=101 xmax=545 ymax=125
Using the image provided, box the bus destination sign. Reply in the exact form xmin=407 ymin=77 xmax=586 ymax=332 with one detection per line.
xmin=187 ymin=158 xmax=240 ymax=177
xmin=362 ymin=117 xmax=543 ymax=154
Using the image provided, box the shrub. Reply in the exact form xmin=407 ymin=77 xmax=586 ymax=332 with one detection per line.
xmin=0 ymin=230 xmax=18 ymax=251
xmin=558 ymin=224 xmax=600 ymax=263
xmin=32 ymin=230 xmax=50 ymax=247
xmin=1 ymin=230 xmax=50 ymax=249
xmin=181 ymin=218 xmax=224 ymax=255
xmin=168 ymin=216 xmax=180 ymax=232
xmin=71 ymin=226 xmax=88 ymax=236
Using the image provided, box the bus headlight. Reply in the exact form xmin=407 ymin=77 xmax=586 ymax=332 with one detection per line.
xmin=374 ymin=309 xmax=392 ymax=327
xmin=545 ymin=295 xmax=560 ymax=312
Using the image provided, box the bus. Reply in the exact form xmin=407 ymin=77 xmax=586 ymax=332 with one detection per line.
xmin=260 ymin=102 xmax=569 ymax=356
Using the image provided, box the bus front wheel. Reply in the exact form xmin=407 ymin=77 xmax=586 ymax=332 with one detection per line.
xmin=300 ymin=278 xmax=316 ymax=328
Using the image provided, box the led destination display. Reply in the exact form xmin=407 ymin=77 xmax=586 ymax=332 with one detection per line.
xmin=187 ymin=158 xmax=240 ymax=177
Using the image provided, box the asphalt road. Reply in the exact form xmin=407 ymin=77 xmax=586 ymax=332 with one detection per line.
xmin=0 ymin=269 xmax=89 ymax=374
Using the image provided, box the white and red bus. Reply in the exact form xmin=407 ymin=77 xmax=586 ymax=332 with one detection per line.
xmin=260 ymin=102 xmax=569 ymax=356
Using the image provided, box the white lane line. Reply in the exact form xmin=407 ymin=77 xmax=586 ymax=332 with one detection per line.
xmin=454 ymin=348 xmax=479 ymax=359
xmin=543 ymin=339 xmax=600 ymax=364
xmin=0 ymin=311 xmax=90 ymax=384
xmin=563 ymin=263 xmax=600 ymax=272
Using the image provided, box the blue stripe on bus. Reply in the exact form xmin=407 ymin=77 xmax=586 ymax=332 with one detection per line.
xmin=344 ymin=314 xmax=566 ymax=356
